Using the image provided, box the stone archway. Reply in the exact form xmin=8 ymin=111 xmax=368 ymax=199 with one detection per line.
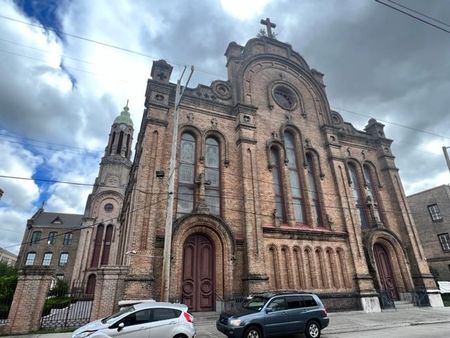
xmin=170 ymin=214 xmax=235 ymax=312
xmin=181 ymin=233 xmax=215 ymax=311
xmin=365 ymin=229 xmax=415 ymax=299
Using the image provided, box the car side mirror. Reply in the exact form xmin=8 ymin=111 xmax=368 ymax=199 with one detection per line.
xmin=117 ymin=322 xmax=125 ymax=332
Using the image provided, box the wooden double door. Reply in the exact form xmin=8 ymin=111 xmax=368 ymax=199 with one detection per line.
xmin=181 ymin=234 xmax=215 ymax=311
xmin=374 ymin=243 xmax=399 ymax=300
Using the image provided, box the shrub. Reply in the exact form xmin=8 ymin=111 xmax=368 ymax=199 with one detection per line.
xmin=42 ymin=296 xmax=72 ymax=316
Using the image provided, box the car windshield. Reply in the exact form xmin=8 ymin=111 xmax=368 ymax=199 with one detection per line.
xmin=242 ymin=296 xmax=269 ymax=311
xmin=101 ymin=306 xmax=135 ymax=324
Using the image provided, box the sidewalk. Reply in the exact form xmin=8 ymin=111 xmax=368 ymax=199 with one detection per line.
xmin=2 ymin=307 xmax=450 ymax=338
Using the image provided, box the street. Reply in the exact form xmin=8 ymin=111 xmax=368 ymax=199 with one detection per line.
xmin=322 ymin=322 xmax=450 ymax=338
xmin=195 ymin=321 xmax=450 ymax=338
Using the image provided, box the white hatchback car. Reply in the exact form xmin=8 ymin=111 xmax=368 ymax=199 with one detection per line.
xmin=72 ymin=302 xmax=196 ymax=338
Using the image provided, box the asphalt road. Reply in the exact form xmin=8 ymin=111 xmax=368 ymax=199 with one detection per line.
xmin=322 ymin=322 xmax=450 ymax=338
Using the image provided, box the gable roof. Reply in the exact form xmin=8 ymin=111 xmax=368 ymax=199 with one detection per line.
xmin=32 ymin=211 xmax=83 ymax=229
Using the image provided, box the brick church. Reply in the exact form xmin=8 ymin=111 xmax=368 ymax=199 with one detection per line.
xmin=71 ymin=19 xmax=442 ymax=313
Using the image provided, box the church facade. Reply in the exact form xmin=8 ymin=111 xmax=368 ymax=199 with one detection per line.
xmin=110 ymin=24 xmax=442 ymax=312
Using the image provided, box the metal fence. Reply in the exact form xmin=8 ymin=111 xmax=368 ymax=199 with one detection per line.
xmin=378 ymin=287 xmax=430 ymax=310
xmin=40 ymin=280 xmax=93 ymax=330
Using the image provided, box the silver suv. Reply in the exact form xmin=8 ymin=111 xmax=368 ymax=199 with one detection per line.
xmin=72 ymin=302 xmax=196 ymax=338
xmin=216 ymin=292 xmax=329 ymax=338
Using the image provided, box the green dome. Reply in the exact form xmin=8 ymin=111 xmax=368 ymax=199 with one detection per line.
xmin=114 ymin=102 xmax=133 ymax=127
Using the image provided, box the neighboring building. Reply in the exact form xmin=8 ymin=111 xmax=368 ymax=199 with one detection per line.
xmin=15 ymin=209 xmax=83 ymax=283
xmin=70 ymin=103 xmax=134 ymax=295
xmin=112 ymin=21 xmax=441 ymax=312
xmin=408 ymin=185 xmax=450 ymax=282
xmin=0 ymin=247 xmax=17 ymax=266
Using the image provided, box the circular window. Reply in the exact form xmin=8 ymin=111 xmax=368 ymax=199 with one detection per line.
xmin=104 ymin=203 xmax=114 ymax=212
xmin=273 ymin=85 xmax=297 ymax=110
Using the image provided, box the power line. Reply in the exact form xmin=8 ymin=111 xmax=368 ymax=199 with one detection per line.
xmin=0 ymin=14 xmax=225 ymax=80
xmin=333 ymin=106 xmax=450 ymax=140
xmin=375 ymin=0 xmax=450 ymax=35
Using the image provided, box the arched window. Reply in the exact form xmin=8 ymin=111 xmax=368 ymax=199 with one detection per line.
xmin=271 ymin=147 xmax=286 ymax=222
xmin=101 ymin=225 xmax=113 ymax=265
xmin=116 ymin=131 xmax=124 ymax=155
xmin=363 ymin=164 xmax=381 ymax=223
xmin=284 ymin=132 xmax=305 ymax=223
xmin=306 ymin=153 xmax=322 ymax=226
xmin=42 ymin=252 xmax=53 ymax=266
xmin=205 ymin=137 xmax=220 ymax=215
xmin=177 ymin=133 xmax=196 ymax=218
xmin=91 ymin=224 xmax=104 ymax=267
xmin=109 ymin=132 xmax=116 ymax=155
xmin=348 ymin=162 xmax=368 ymax=227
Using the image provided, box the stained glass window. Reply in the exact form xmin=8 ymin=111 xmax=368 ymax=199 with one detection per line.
xmin=205 ymin=138 xmax=220 ymax=215
xmin=348 ymin=163 xmax=368 ymax=227
xmin=285 ymin=132 xmax=304 ymax=223
xmin=177 ymin=133 xmax=196 ymax=218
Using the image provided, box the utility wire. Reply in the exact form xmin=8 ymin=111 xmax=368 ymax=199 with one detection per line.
xmin=375 ymin=0 xmax=450 ymax=35
xmin=332 ymin=106 xmax=450 ymax=140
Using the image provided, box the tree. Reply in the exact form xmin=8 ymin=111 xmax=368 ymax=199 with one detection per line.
xmin=0 ymin=262 xmax=17 ymax=319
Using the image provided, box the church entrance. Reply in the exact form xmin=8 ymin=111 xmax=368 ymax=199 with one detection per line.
xmin=374 ymin=243 xmax=399 ymax=300
xmin=181 ymin=234 xmax=215 ymax=311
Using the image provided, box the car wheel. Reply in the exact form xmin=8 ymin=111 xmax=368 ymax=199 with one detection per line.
xmin=244 ymin=326 xmax=262 ymax=338
xmin=173 ymin=335 xmax=187 ymax=338
xmin=305 ymin=320 xmax=321 ymax=338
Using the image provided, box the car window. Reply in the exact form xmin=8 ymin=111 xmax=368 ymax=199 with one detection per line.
xmin=300 ymin=296 xmax=318 ymax=308
xmin=102 ymin=306 xmax=135 ymax=324
xmin=151 ymin=308 xmax=181 ymax=322
xmin=242 ymin=296 xmax=269 ymax=311
xmin=286 ymin=296 xmax=302 ymax=309
xmin=122 ymin=309 xmax=152 ymax=326
xmin=267 ymin=297 xmax=288 ymax=311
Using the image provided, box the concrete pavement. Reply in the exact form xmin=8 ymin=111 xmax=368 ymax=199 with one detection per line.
xmin=2 ymin=307 xmax=450 ymax=338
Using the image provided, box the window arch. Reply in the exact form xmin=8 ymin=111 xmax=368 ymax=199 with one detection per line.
xmin=91 ymin=224 xmax=104 ymax=267
xmin=306 ymin=152 xmax=322 ymax=226
xmin=205 ymin=137 xmax=221 ymax=215
xmin=284 ymin=132 xmax=305 ymax=223
xmin=101 ymin=225 xmax=113 ymax=265
xmin=177 ymin=133 xmax=197 ymax=218
xmin=348 ymin=162 xmax=368 ymax=228
xmin=270 ymin=146 xmax=286 ymax=223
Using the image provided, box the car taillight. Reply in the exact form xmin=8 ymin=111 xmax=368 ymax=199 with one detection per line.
xmin=183 ymin=311 xmax=194 ymax=323
xmin=322 ymin=308 xmax=328 ymax=316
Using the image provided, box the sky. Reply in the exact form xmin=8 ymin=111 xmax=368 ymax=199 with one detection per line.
xmin=0 ymin=0 xmax=449 ymax=254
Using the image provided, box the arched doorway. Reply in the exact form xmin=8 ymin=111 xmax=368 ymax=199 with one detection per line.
xmin=86 ymin=274 xmax=96 ymax=296
xmin=374 ymin=243 xmax=399 ymax=300
xmin=182 ymin=234 xmax=215 ymax=311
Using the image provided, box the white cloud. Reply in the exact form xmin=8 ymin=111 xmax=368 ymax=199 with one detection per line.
xmin=220 ymin=0 xmax=270 ymax=20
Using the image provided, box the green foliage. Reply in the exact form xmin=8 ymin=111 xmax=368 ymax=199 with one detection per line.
xmin=42 ymin=296 xmax=72 ymax=316
xmin=0 ymin=262 xmax=17 ymax=319
xmin=48 ymin=279 xmax=69 ymax=297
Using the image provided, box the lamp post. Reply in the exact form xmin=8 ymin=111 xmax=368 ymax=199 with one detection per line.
xmin=443 ymin=146 xmax=450 ymax=174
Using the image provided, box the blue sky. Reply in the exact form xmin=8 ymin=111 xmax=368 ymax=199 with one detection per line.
xmin=1 ymin=0 xmax=450 ymax=253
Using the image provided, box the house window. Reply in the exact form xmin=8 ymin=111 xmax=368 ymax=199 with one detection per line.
xmin=25 ymin=252 xmax=36 ymax=266
xmin=271 ymin=147 xmax=286 ymax=222
xmin=284 ymin=132 xmax=305 ymax=224
xmin=438 ymin=233 xmax=450 ymax=252
xmin=42 ymin=252 xmax=53 ymax=266
xmin=31 ymin=231 xmax=41 ymax=244
xmin=177 ymin=133 xmax=196 ymax=218
xmin=63 ymin=233 xmax=73 ymax=245
xmin=205 ymin=137 xmax=220 ymax=216
xmin=59 ymin=252 xmax=69 ymax=266
xmin=56 ymin=274 xmax=64 ymax=280
xmin=428 ymin=204 xmax=443 ymax=222
xmin=48 ymin=232 xmax=57 ymax=245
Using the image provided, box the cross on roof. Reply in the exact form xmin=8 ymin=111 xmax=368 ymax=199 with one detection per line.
xmin=260 ymin=17 xmax=276 ymax=38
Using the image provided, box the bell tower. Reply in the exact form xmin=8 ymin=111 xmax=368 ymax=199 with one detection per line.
xmin=71 ymin=102 xmax=134 ymax=291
